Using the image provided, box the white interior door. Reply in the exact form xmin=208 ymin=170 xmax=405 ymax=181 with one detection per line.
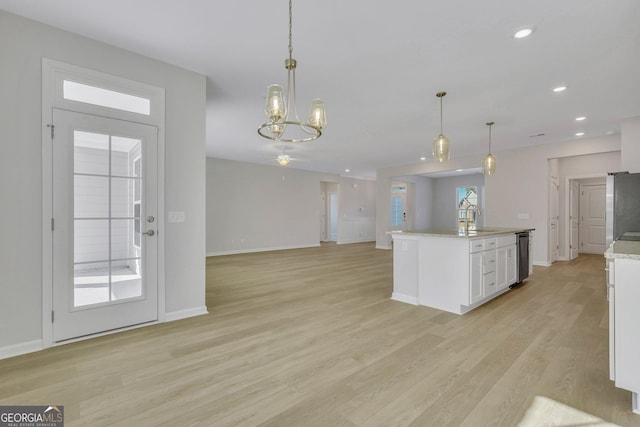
xmin=52 ymin=109 xmax=158 ymax=342
xmin=580 ymin=183 xmax=606 ymax=254
xmin=549 ymin=176 xmax=559 ymax=263
xmin=570 ymin=180 xmax=580 ymax=260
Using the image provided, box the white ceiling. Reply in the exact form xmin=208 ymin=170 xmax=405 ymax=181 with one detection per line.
xmin=2 ymin=0 xmax=639 ymax=180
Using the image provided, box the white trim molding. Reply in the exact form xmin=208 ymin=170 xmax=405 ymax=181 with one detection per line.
xmin=165 ymin=306 xmax=209 ymax=323
xmin=0 ymin=340 xmax=43 ymax=361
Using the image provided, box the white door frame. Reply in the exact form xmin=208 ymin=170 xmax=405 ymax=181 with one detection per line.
xmin=579 ymin=182 xmax=607 ymax=254
xmin=549 ymin=176 xmax=559 ymax=263
xmin=563 ymin=174 xmax=607 ymax=261
xmin=42 ymin=59 xmax=166 ymax=347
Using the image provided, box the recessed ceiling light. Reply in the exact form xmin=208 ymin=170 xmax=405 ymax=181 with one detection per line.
xmin=514 ymin=28 xmax=534 ymax=39
xmin=553 ymin=86 xmax=567 ymax=92
xmin=344 ymin=169 xmax=350 ymax=173
xmin=575 ymin=132 xmax=585 ymax=136
xmin=420 ymin=157 xmax=427 ymax=161
xmin=456 ymin=169 xmax=463 ymax=172
xmin=575 ymin=116 xmax=586 ymax=121
xmin=606 ymin=130 xmax=615 ymax=135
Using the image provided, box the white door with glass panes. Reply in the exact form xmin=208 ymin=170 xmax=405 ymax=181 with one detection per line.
xmin=52 ymin=109 xmax=158 ymax=342
xmin=391 ymin=183 xmax=407 ymax=232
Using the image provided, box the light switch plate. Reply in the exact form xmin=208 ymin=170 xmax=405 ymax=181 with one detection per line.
xmin=168 ymin=211 xmax=185 ymax=223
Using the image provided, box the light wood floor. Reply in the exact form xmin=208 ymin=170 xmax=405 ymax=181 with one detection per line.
xmin=1 ymin=243 xmax=639 ymax=426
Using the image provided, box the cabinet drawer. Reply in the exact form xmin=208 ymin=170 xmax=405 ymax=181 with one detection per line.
xmin=469 ymin=239 xmax=485 ymax=253
xmin=483 ymin=271 xmax=497 ymax=296
xmin=484 ymin=238 xmax=497 ymax=250
xmin=497 ymin=234 xmax=516 ymax=248
xmin=483 ymin=250 xmax=497 ymax=273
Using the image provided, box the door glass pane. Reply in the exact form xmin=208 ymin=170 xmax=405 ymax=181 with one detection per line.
xmin=111 ymin=177 xmax=133 ymax=218
xmin=74 ymin=219 xmax=109 ymax=263
xmin=74 ymin=175 xmax=109 ymax=218
xmin=112 ymin=258 xmax=142 ymax=301
xmin=112 ymin=136 xmax=142 ymax=177
xmin=74 ymin=261 xmax=110 ymax=307
xmin=73 ymin=132 xmax=144 ymax=308
xmin=391 ymin=196 xmax=403 ymax=227
xmin=74 ymin=131 xmax=109 ymax=175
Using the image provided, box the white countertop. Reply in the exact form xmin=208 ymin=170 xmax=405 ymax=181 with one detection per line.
xmin=390 ymin=227 xmax=534 ymax=239
xmin=605 ymin=234 xmax=640 ymax=261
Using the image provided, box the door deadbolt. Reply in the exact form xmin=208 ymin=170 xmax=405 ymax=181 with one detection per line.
xmin=147 ymin=216 xmax=155 ymax=223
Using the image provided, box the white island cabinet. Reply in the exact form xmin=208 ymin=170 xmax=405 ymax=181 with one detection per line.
xmin=605 ymin=237 xmax=640 ymax=415
xmin=391 ymin=228 xmax=528 ymax=315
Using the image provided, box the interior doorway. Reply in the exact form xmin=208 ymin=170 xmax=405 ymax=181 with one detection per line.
xmin=567 ymin=177 xmax=607 ymax=259
xmin=320 ymin=181 xmax=339 ymax=242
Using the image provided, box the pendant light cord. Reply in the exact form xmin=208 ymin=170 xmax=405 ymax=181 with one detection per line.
xmin=440 ymin=96 xmax=443 ymax=134
xmin=486 ymin=121 xmax=495 ymax=154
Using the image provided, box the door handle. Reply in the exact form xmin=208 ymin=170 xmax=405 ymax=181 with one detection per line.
xmin=142 ymin=230 xmax=155 ymax=236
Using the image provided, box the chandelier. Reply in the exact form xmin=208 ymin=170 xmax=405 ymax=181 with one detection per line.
xmin=258 ymin=0 xmax=327 ymax=143
xmin=483 ymin=121 xmax=496 ymax=175
xmin=433 ymin=91 xmax=450 ymax=162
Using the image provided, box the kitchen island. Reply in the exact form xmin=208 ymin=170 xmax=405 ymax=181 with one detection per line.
xmin=605 ymin=233 xmax=640 ymax=415
xmin=391 ymin=227 xmax=533 ymax=315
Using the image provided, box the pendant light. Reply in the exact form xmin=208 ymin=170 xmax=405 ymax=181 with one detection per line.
xmin=483 ymin=121 xmax=496 ymax=175
xmin=433 ymin=91 xmax=450 ymax=162
xmin=258 ymin=0 xmax=327 ymax=143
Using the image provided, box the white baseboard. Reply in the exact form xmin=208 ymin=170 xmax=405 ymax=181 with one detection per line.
xmin=165 ymin=306 xmax=209 ymax=322
xmin=0 ymin=339 xmax=43 ymax=360
xmin=207 ymin=243 xmax=320 ymax=257
xmin=376 ymin=244 xmax=392 ymax=250
xmin=336 ymin=239 xmax=375 ymax=245
xmin=391 ymin=293 xmax=418 ymax=305
xmin=533 ymin=260 xmax=552 ymax=267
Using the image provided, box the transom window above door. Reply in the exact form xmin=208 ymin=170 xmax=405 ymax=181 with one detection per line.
xmin=63 ymin=80 xmax=151 ymax=115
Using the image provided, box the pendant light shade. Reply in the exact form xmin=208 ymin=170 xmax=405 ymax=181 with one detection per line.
xmin=483 ymin=121 xmax=497 ymax=175
xmin=433 ymin=92 xmax=450 ymax=162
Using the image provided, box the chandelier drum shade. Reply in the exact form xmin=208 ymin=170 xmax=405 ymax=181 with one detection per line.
xmin=433 ymin=91 xmax=450 ymax=163
xmin=483 ymin=121 xmax=497 ymax=175
xmin=258 ymin=0 xmax=327 ymax=143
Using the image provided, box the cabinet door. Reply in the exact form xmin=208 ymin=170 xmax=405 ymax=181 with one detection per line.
xmin=496 ymin=247 xmax=508 ymax=290
xmin=507 ymin=245 xmax=517 ymax=284
xmin=470 ymin=252 xmax=483 ymax=304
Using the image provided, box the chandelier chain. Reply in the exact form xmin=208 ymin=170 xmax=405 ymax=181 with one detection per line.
xmin=288 ymin=0 xmax=293 ymax=60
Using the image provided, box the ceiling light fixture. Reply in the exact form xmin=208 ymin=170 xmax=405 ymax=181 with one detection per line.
xmin=433 ymin=91 xmax=450 ymax=163
xmin=258 ymin=0 xmax=327 ymax=143
xmin=276 ymin=154 xmax=291 ymax=166
xmin=575 ymin=116 xmax=586 ymax=121
xmin=513 ymin=28 xmax=534 ymax=39
xmin=552 ymin=86 xmax=567 ymax=92
xmin=482 ymin=122 xmax=496 ymax=176
xmin=575 ymin=132 xmax=585 ymax=136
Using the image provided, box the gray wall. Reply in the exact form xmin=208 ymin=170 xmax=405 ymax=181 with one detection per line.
xmin=206 ymin=158 xmax=376 ymax=255
xmin=0 ymin=11 xmax=206 ymax=350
